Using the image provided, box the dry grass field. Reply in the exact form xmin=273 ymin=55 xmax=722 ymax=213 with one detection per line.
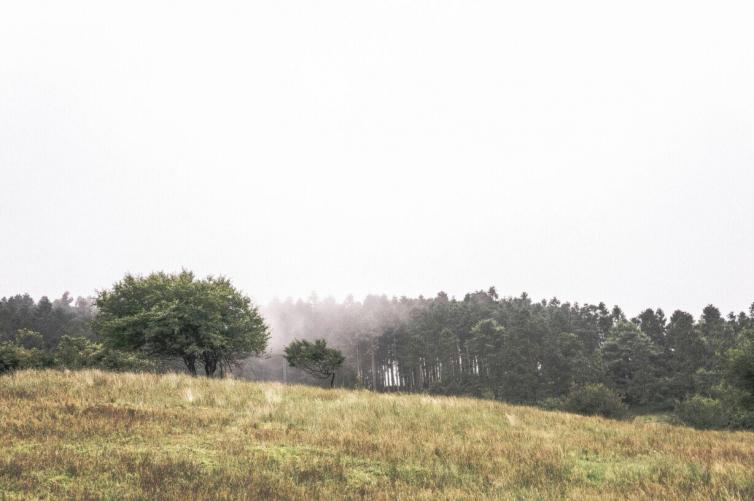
xmin=1 ymin=370 xmax=753 ymax=500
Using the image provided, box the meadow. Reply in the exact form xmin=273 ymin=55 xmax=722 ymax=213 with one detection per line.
xmin=1 ymin=370 xmax=753 ymax=500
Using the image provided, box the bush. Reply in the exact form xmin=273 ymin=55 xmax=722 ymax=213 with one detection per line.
xmin=479 ymin=387 xmax=496 ymax=400
xmin=729 ymin=408 xmax=754 ymax=429
xmin=54 ymin=336 xmax=155 ymax=372
xmin=674 ymin=395 xmax=730 ymax=429
xmin=537 ymin=397 xmax=564 ymax=411
xmin=54 ymin=336 xmax=101 ymax=369
xmin=563 ymin=384 xmax=627 ymax=418
xmin=0 ymin=342 xmax=20 ymax=374
xmin=94 ymin=348 xmax=155 ymax=372
xmin=1 ymin=335 xmax=155 ymax=376
xmin=0 ymin=341 xmax=51 ymax=374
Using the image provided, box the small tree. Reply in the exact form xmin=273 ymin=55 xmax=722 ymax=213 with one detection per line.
xmin=284 ymin=339 xmax=344 ymax=388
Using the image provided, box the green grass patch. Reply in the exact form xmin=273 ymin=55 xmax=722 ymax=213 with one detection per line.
xmin=1 ymin=370 xmax=753 ymax=500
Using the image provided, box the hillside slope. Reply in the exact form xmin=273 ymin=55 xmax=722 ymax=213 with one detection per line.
xmin=1 ymin=371 xmax=753 ymax=500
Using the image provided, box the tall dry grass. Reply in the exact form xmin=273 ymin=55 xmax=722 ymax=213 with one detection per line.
xmin=1 ymin=370 xmax=753 ymax=499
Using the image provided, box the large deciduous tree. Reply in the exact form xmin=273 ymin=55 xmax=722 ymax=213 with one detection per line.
xmin=95 ymin=271 xmax=269 ymax=377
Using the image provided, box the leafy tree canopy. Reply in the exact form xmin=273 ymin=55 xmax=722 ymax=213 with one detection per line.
xmin=95 ymin=271 xmax=269 ymax=377
xmin=726 ymin=328 xmax=754 ymax=408
xmin=284 ymin=339 xmax=344 ymax=387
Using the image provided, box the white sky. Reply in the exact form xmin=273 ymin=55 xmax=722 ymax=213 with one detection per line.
xmin=1 ymin=1 xmax=752 ymax=316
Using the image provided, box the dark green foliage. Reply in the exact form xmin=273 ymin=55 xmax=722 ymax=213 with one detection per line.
xmin=95 ymin=271 xmax=269 ymax=377
xmin=3 ymin=280 xmax=754 ymax=429
xmin=725 ymin=329 xmax=754 ymax=408
xmin=600 ymin=322 xmax=661 ymax=405
xmin=665 ymin=310 xmax=708 ymax=396
xmin=674 ymin=396 xmax=730 ymax=429
xmin=563 ymin=384 xmax=627 ymax=419
xmin=469 ymin=319 xmax=505 ymax=388
xmin=0 ymin=293 xmax=96 ymax=374
xmin=0 ymin=342 xmax=19 ymax=373
xmin=13 ymin=329 xmax=46 ymax=350
xmin=0 ymin=342 xmax=37 ymax=373
xmin=497 ymin=308 xmax=542 ymax=403
xmin=54 ymin=336 xmax=155 ymax=372
xmin=635 ymin=308 xmax=667 ymax=347
xmin=284 ymin=339 xmax=344 ymax=387
xmin=0 ymin=293 xmax=95 ymax=348
xmin=0 ymin=330 xmax=152 ymax=374
xmin=264 ymin=290 xmax=754 ymax=428
xmin=0 ymin=278 xmax=268 ymax=378
xmin=540 ymin=331 xmax=599 ymax=399
xmin=0 ymin=331 xmax=51 ymax=374
xmin=53 ymin=335 xmax=101 ymax=369
xmin=728 ymin=408 xmax=754 ymax=429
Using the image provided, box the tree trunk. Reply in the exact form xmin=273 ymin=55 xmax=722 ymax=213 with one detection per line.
xmin=183 ymin=355 xmax=197 ymax=376
xmin=203 ymin=353 xmax=218 ymax=377
xmin=330 ymin=372 xmax=335 ymax=388
xmin=355 ymin=343 xmax=362 ymax=384
xmin=370 ymin=345 xmax=377 ymax=390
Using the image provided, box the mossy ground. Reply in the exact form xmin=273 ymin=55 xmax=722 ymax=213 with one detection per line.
xmin=1 ymin=370 xmax=753 ymax=499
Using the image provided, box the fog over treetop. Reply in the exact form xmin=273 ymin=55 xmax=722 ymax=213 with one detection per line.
xmin=1 ymin=1 xmax=753 ymax=315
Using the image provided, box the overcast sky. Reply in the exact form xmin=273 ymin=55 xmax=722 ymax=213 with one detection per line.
xmin=1 ymin=1 xmax=752 ymax=316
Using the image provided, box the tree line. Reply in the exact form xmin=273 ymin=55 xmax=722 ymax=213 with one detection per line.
xmin=0 ymin=272 xmax=269 ymax=375
xmin=262 ymin=288 xmax=754 ymax=427
xmin=2 ymin=277 xmax=753 ymax=428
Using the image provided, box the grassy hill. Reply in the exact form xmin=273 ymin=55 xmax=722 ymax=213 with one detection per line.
xmin=1 ymin=371 xmax=753 ymax=500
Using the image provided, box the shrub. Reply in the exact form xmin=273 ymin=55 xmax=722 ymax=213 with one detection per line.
xmin=538 ymin=397 xmax=564 ymax=411
xmin=479 ymin=387 xmax=496 ymax=400
xmin=94 ymin=348 xmax=155 ymax=372
xmin=54 ymin=336 xmax=155 ymax=372
xmin=0 ymin=342 xmax=20 ymax=374
xmin=563 ymin=384 xmax=627 ymax=418
xmin=674 ymin=396 xmax=730 ymax=429
xmin=54 ymin=336 xmax=101 ymax=369
xmin=0 ymin=341 xmax=51 ymax=374
xmin=729 ymin=408 xmax=754 ymax=429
